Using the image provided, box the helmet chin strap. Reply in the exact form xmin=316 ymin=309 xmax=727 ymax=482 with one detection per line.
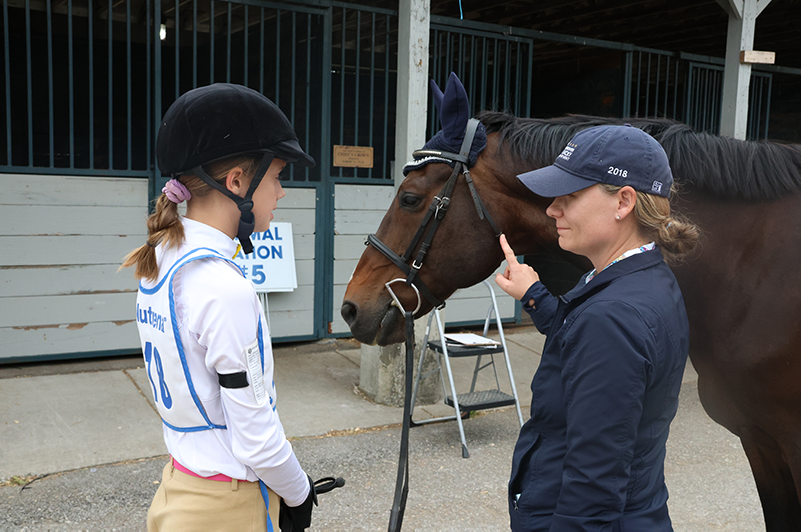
xmin=188 ymin=153 xmax=275 ymax=254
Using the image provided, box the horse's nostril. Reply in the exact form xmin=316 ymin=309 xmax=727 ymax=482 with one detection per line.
xmin=341 ymin=301 xmax=359 ymax=326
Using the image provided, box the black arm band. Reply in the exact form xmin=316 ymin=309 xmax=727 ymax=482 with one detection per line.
xmin=218 ymin=371 xmax=249 ymax=389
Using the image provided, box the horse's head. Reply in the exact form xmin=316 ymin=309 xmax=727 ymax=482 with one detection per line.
xmin=341 ymin=74 xmax=565 ymax=345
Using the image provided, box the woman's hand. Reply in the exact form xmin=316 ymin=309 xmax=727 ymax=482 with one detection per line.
xmin=494 ymin=234 xmax=540 ymax=303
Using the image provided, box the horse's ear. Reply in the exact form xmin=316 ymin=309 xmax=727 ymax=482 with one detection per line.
xmin=430 ymin=78 xmax=444 ymax=119
xmin=432 ymin=72 xmax=470 ymax=145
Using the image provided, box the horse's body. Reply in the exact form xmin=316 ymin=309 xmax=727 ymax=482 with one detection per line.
xmin=341 ymin=113 xmax=801 ymax=529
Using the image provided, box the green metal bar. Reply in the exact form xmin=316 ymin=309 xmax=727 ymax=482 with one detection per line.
xmin=193 ymin=0 xmax=197 ymax=87
xmin=428 ymin=29 xmax=438 ymax=135
xmin=458 ymin=33 xmax=463 ymax=77
xmin=154 ymin=0 xmax=162 ymax=200
xmin=339 ymin=6 xmax=345 ymax=178
xmin=175 ymin=0 xmax=179 ymax=98
xmin=46 ymin=0 xmax=54 ymax=166
xmin=514 ymin=41 xmax=521 ymax=115
xmin=259 ymin=7 xmax=264 ymax=93
xmin=764 ymin=74 xmax=772 ymax=139
xmin=25 ymin=0 xmax=32 ymax=166
xmin=504 ymin=40 xmax=510 ymax=111
xmin=108 ymin=0 xmax=113 ymax=168
xmin=127 ymin=0 xmax=132 ymax=169
xmin=382 ymin=13 xmax=389 ymax=178
xmin=493 ymin=39 xmax=499 ymax=108
xmin=673 ymin=59 xmax=679 ymax=120
xmin=368 ymin=12 xmax=374 ymax=178
xmin=622 ymin=51 xmax=632 ymax=118
xmin=275 ymin=9 xmax=281 ymax=104
xmin=210 ymin=0 xmax=214 ymax=82
xmin=146 ymin=0 xmax=151 ymax=169
xmin=654 ymin=54 xmax=660 ymax=118
xmin=663 ymin=56 xmax=670 ymax=118
xmin=480 ymin=37 xmax=487 ymax=111
xmin=354 ymin=10 xmax=360 ymax=154
xmin=3 ymin=0 xmax=10 ymax=164
xmin=445 ymin=30 xmax=451 ymax=79
xmin=305 ymin=12 xmax=311 ymax=181
xmin=313 ymin=6 xmax=334 ymax=338
xmin=525 ymin=40 xmax=532 ymax=117
xmin=291 ymin=11 xmax=296 ymax=127
xmin=635 ymin=51 xmax=641 ymax=117
xmin=226 ymin=3 xmax=231 ymax=82
xmin=469 ymin=35 xmax=476 ymax=115
xmin=644 ymin=53 xmax=651 ymax=119
xmin=244 ymin=6 xmax=249 ymax=86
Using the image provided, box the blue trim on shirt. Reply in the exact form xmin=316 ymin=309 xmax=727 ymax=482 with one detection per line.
xmin=139 ymin=247 xmax=221 ymax=294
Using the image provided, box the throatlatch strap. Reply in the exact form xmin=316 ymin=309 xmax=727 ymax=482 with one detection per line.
xmin=218 ymin=371 xmax=249 ymax=389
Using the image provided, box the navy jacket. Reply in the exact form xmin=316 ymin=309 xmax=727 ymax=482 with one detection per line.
xmin=509 ymin=248 xmax=688 ymax=531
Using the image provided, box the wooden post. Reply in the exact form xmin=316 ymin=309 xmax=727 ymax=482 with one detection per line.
xmin=717 ymin=0 xmax=772 ymax=139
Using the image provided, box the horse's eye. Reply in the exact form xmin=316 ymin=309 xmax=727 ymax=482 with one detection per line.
xmin=399 ymin=193 xmax=422 ymax=210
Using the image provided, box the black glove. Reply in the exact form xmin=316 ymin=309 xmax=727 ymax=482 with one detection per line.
xmin=279 ymin=474 xmax=317 ymax=532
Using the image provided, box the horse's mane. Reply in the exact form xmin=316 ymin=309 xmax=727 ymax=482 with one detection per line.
xmin=477 ymin=111 xmax=801 ymax=201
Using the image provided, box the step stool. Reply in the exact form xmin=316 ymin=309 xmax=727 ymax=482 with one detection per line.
xmin=410 ymin=280 xmax=525 ymax=458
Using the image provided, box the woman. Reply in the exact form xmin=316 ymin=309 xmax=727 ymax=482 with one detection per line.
xmin=495 ymin=124 xmax=699 ymax=531
xmin=122 ymin=83 xmax=315 ymax=531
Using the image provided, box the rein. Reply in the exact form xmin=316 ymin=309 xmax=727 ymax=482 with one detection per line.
xmin=372 ymin=119 xmax=501 ymax=532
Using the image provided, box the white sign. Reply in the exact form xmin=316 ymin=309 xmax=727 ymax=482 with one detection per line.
xmin=233 ymin=222 xmax=297 ymax=293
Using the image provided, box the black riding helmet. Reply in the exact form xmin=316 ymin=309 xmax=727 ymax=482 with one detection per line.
xmin=157 ymin=83 xmax=315 ymax=254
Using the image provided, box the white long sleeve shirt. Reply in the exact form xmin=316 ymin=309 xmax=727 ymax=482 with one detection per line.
xmin=136 ymin=216 xmax=309 ymax=506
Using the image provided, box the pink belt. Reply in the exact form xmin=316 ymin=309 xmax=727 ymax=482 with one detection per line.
xmin=171 ymin=456 xmax=254 ymax=483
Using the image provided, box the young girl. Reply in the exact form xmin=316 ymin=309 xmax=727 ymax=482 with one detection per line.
xmin=122 ymin=83 xmax=316 ymax=532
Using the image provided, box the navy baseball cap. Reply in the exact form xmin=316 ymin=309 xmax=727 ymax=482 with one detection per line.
xmin=517 ymin=124 xmax=673 ymax=198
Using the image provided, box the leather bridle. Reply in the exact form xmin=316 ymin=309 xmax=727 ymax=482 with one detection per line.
xmin=366 ymin=118 xmax=502 ymax=315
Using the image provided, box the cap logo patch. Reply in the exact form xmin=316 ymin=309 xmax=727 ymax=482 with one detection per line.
xmin=651 ymin=180 xmax=663 ymax=194
xmin=558 ymin=143 xmax=576 ymax=162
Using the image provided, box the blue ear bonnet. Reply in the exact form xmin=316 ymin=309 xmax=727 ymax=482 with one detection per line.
xmin=403 ymin=72 xmax=487 ymax=176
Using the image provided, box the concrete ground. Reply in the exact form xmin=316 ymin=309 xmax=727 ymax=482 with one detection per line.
xmin=0 ymin=325 xmax=765 ymax=530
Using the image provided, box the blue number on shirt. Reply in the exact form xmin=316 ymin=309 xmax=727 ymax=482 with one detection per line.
xmin=144 ymin=341 xmax=173 ymax=409
xmin=144 ymin=342 xmax=158 ymax=401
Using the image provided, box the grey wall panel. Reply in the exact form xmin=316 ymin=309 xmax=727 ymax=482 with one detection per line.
xmin=1 ymin=174 xmax=148 ymax=207
xmin=334 ymin=185 xmax=395 ymax=210
xmin=1 ymin=265 xmax=137 ymax=298
xmin=262 ymin=188 xmax=316 ymax=339
xmin=331 ymin=184 xmax=395 ymax=335
xmin=0 ymin=321 xmax=140 ymax=360
xmin=1 ymin=292 xmax=136 ymax=328
xmin=264 ymin=309 xmax=315 ymax=338
xmin=262 ymin=285 xmax=314 ymax=312
xmin=0 ymin=174 xmax=147 ymax=362
xmin=1 ymin=206 xmax=147 ymax=236
xmin=0 ymin=235 xmax=147 ymax=267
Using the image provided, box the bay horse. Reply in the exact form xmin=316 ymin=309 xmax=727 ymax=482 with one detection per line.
xmin=341 ymin=112 xmax=801 ymax=530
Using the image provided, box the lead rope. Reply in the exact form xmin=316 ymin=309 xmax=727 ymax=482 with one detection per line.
xmin=385 ymin=281 xmax=417 ymax=532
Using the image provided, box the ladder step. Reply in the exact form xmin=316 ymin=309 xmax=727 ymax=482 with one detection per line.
xmin=445 ymin=390 xmax=516 ymax=412
xmin=427 ymin=340 xmax=504 ymax=357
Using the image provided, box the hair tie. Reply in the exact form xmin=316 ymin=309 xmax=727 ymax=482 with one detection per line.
xmin=146 ymin=240 xmax=156 ymax=248
xmin=162 ymin=179 xmax=192 ymax=203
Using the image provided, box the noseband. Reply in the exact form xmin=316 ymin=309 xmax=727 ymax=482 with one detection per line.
xmin=366 ymin=118 xmax=502 ymax=314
